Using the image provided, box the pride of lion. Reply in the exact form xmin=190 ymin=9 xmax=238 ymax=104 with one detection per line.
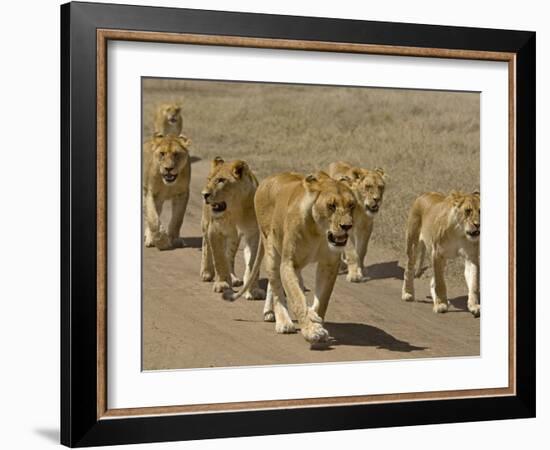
xmin=143 ymin=102 xmax=481 ymax=347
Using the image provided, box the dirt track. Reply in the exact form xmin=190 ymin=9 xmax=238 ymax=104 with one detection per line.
xmin=142 ymin=159 xmax=479 ymax=370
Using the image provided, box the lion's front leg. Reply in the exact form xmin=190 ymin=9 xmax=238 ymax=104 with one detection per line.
xmin=281 ymin=258 xmax=329 ymax=344
xmin=167 ymin=190 xmax=189 ymax=248
xmin=226 ymin=233 xmax=243 ymax=287
xmin=200 ymin=208 xmax=214 ymax=281
xmin=346 ymin=226 xmax=370 ymax=282
xmin=200 ymin=236 xmax=214 ymax=283
xmin=265 ymin=239 xmax=295 ymax=333
xmin=464 ymin=255 xmax=480 ymax=317
xmin=144 ymin=193 xmax=170 ymax=250
xmin=345 ymin=234 xmax=363 ymax=283
xmin=208 ymin=227 xmax=232 ymax=294
xmin=402 ymin=228 xmax=418 ymax=302
xmin=242 ymin=231 xmax=265 ymax=300
xmin=263 ymin=283 xmax=275 ymax=322
xmin=431 ymin=254 xmax=448 ymax=313
xmin=312 ymin=257 xmax=340 ymax=321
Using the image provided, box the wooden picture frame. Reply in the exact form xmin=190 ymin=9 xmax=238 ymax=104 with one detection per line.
xmin=61 ymin=1 xmax=535 ymax=447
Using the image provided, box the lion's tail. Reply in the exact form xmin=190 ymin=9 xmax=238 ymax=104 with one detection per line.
xmin=222 ymin=237 xmax=264 ymax=302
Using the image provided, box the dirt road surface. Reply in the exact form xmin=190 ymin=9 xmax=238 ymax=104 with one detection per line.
xmin=143 ymin=159 xmax=480 ymax=370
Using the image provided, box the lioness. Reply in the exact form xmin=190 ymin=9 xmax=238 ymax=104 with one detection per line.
xmin=200 ymin=157 xmax=265 ymax=300
xmin=327 ymin=161 xmax=387 ymax=282
xmin=154 ymin=103 xmax=183 ymax=136
xmin=143 ymin=134 xmax=191 ymax=250
xmin=401 ymin=191 xmax=480 ymax=317
xmin=227 ymin=172 xmax=356 ymax=345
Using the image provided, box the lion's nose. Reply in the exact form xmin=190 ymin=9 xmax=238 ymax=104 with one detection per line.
xmin=165 ymin=166 xmax=174 ymax=172
xmin=340 ymin=223 xmax=352 ymax=231
xmin=202 ymin=192 xmax=211 ymax=200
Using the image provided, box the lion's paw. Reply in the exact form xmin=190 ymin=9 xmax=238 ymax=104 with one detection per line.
xmin=200 ymin=270 xmax=214 ymax=282
xmin=469 ymin=304 xmax=480 ymax=318
xmin=213 ymin=280 xmax=231 ymax=293
xmin=346 ymin=270 xmax=365 ymax=283
xmin=264 ymin=311 xmax=275 ymax=322
xmin=275 ymin=321 xmax=296 ymax=334
xmin=144 ymin=230 xmax=155 ymax=247
xmin=433 ymin=302 xmax=449 ymax=314
xmin=402 ymin=292 xmax=415 ymax=302
xmin=231 ymin=274 xmax=243 ymax=287
xmin=301 ymin=321 xmax=329 ymax=344
xmin=154 ymin=232 xmax=173 ymax=251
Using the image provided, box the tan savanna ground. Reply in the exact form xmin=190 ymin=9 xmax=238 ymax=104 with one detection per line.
xmin=142 ymin=78 xmax=480 ymax=370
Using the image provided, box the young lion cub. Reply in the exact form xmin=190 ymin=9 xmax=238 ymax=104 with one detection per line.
xmin=401 ymin=191 xmax=480 ymax=317
xmin=200 ymin=157 xmax=265 ymax=300
xmin=327 ymin=161 xmax=387 ymax=282
xmin=143 ymin=134 xmax=191 ymax=250
xmin=154 ymin=103 xmax=183 ymax=136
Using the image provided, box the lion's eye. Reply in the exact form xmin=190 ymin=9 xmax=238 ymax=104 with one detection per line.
xmin=465 ymin=208 xmax=472 ymax=215
xmin=328 ymin=203 xmax=336 ymax=212
xmin=159 ymin=152 xmax=165 ymax=158
xmin=365 ymin=184 xmax=373 ymax=189
xmin=348 ymin=203 xmax=355 ymax=210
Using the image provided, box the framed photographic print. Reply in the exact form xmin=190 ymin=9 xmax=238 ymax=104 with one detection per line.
xmin=61 ymin=1 xmax=536 ymax=447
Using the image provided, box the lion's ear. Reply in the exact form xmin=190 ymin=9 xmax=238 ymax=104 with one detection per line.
xmin=375 ymin=167 xmax=388 ymax=181
xmin=151 ymin=133 xmax=164 ymax=148
xmin=174 ymin=103 xmax=182 ymax=113
xmin=449 ymin=190 xmax=465 ymax=207
xmin=303 ymin=173 xmax=319 ymax=191
xmin=350 ymin=168 xmax=362 ymax=180
xmin=338 ymin=175 xmax=353 ymax=186
xmin=232 ymin=160 xmax=249 ymax=179
xmin=177 ymin=135 xmax=191 ymax=148
xmin=211 ymin=156 xmax=224 ymax=170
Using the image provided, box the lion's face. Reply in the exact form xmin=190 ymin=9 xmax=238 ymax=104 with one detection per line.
xmin=352 ymin=168 xmax=386 ymax=216
xmin=202 ymin=158 xmax=253 ymax=217
xmin=337 ymin=167 xmax=386 ymax=217
xmin=306 ymin=173 xmax=356 ymax=251
xmin=451 ymin=191 xmax=480 ymax=241
xmin=159 ymin=104 xmax=182 ymax=126
xmin=151 ymin=135 xmax=190 ymax=185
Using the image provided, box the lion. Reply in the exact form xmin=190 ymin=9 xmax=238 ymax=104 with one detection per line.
xmin=143 ymin=134 xmax=191 ymax=250
xmin=226 ymin=171 xmax=356 ymax=345
xmin=154 ymin=103 xmax=183 ymax=136
xmin=401 ymin=191 xmax=480 ymax=317
xmin=200 ymin=157 xmax=265 ymax=300
xmin=327 ymin=161 xmax=387 ymax=282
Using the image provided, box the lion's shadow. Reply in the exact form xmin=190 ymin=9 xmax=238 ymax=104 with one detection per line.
xmin=325 ymin=322 xmax=427 ymax=352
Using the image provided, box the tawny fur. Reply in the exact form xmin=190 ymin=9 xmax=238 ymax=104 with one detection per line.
xmin=401 ymin=191 xmax=480 ymax=317
xmin=143 ymin=134 xmax=191 ymax=250
xmin=200 ymin=157 xmax=265 ymax=300
xmin=327 ymin=161 xmax=387 ymax=282
xmin=154 ymin=103 xmax=183 ymax=136
xmin=227 ymin=171 xmax=356 ymax=346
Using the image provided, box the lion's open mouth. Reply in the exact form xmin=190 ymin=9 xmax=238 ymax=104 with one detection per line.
xmin=211 ymin=201 xmax=227 ymax=213
xmin=327 ymin=231 xmax=348 ymax=247
xmin=466 ymin=230 xmax=480 ymax=238
xmin=365 ymin=204 xmax=379 ymax=214
xmin=162 ymin=173 xmax=177 ymax=183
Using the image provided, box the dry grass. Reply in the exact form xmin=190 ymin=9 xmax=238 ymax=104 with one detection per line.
xmin=143 ymin=78 xmax=479 ymax=283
